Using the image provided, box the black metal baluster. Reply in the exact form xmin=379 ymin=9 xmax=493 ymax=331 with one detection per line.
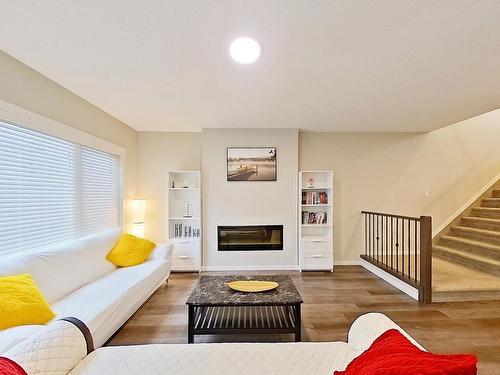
xmin=363 ymin=214 xmax=368 ymax=255
xmin=408 ymin=220 xmax=411 ymax=279
xmin=395 ymin=218 xmax=399 ymax=273
xmin=414 ymin=220 xmax=418 ymax=282
xmin=390 ymin=217 xmax=394 ymax=269
xmin=369 ymin=214 xmax=372 ymax=258
xmin=401 ymin=219 xmax=405 ymax=277
xmin=376 ymin=214 xmax=379 ymax=261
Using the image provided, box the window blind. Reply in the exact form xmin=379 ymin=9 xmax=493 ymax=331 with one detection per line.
xmin=80 ymin=146 xmax=120 ymax=236
xmin=0 ymin=120 xmax=121 ymax=257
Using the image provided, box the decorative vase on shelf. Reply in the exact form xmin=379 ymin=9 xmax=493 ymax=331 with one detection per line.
xmin=308 ymin=177 xmax=314 ymax=188
xmin=183 ymin=201 xmax=193 ymax=218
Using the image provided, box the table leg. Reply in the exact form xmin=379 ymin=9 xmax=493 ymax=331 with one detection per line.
xmin=294 ymin=304 xmax=301 ymax=342
xmin=188 ymin=305 xmax=195 ymax=344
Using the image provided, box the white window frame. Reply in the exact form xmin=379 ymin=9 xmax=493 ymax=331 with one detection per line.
xmin=0 ymin=98 xmax=126 ymax=230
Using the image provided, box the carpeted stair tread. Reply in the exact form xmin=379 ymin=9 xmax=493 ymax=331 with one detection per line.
xmin=439 ymin=235 xmax=500 ymax=252
xmin=471 ymin=207 xmax=500 ymax=219
xmin=432 ymin=245 xmax=500 ymax=276
xmin=481 ymin=198 xmax=500 ymax=207
xmin=432 ymin=258 xmax=500 ymax=297
xmin=461 ymin=216 xmax=500 ymax=231
xmin=450 ymin=225 xmax=500 ymax=245
xmin=433 ymin=244 xmax=500 ymax=276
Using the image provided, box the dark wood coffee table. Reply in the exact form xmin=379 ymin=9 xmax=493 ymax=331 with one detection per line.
xmin=186 ymin=275 xmax=303 ymax=343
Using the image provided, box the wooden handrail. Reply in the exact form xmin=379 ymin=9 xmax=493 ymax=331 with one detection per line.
xmin=360 ymin=210 xmax=420 ymax=221
xmin=361 ymin=211 xmax=432 ymax=303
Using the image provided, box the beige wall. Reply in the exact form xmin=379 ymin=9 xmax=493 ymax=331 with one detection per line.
xmin=202 ymin=129 xmax=299 ymax=270
xmin=0 ymin=51 xmax=138 ymax=229
xmin=135 ymin=110 xmax=499 ymax=263
xmin=136 ymin=132 xmax=201 ymax=242
xmin=300 ymin=109 xmax=500 ymax=262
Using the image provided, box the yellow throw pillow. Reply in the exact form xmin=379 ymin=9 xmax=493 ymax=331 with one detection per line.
xmin=106 ymin=233 xmax=156 ymax=267
xmin=0 ymin=273 xmax=56 ymax=330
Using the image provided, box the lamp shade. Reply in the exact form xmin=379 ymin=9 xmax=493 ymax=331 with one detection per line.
xmin=132 ymin=199 xmax=146 ymax=224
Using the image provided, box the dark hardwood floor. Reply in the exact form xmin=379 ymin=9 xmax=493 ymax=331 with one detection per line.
xmin=109 ymin=266 xmax=500 ymax=375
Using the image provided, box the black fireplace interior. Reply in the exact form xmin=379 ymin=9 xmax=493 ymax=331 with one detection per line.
xmin=218 ymin=225 xmax=283 ymax=251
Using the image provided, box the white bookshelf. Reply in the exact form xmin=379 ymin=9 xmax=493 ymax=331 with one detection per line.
xmin=298 ymin=170 xmax=333 ymax=271
xmin=167 ymin=171 xmax=201 ymax=272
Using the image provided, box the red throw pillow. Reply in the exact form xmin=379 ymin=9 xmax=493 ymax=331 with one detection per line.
xmin=335 ymin=329 xmax=477 ymax=375
xmin=0 ymin=357 xmax=27 ymax=375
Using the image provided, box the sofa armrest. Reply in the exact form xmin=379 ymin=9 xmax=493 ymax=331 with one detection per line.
xmin=148 ymin=243 xmax=173 ymax=261
xmin=347 ymin=312 xmax=424 ymax=354
xmin=5 ymin=320 xmax=87 ymax=375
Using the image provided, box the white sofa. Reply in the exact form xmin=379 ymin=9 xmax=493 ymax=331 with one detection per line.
xmin=3 ymin=313 xmax=423 ymax=375
xmin=0 ymin=228 xmax=172 ymax=353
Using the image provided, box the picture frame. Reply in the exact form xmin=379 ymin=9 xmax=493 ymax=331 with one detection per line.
xmin=226 ymin=147 xmax=277 ymax=181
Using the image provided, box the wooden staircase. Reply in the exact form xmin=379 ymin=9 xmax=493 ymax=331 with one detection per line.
xmin=433 ymin=180 xmax=500 ymax=301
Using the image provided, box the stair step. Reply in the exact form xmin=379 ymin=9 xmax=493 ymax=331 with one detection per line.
xmin=461 ymin=216 xmax=500 ymax=231
xmin=481 ymin=198 xmax=500 ymax=208
xmin=438 ymin=235 xmax=500 ymax=261
xmin=492 ymin=189 xmax=500 ymax=198
xmin=471 ymin=207 xmax=500 ymax=219
xmin=433 ymin=290 xmax=500 ymax=302
xmin=450 ymin=226 xmax=500 ymax=246
xmin=433 ymin=245 xmax=500 ymax=277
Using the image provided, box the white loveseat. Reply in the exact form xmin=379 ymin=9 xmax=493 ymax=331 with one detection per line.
xmin=3 ymin=313 xmax=424 ymax=375
xmin=0 ymin=228 xmax=172 ymax=353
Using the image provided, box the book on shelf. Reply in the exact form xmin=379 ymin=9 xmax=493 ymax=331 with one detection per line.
xmin=302 ymin=211 xmax=328 ymax=224
xmin=301 ymin=191 xmax=328 ymax=205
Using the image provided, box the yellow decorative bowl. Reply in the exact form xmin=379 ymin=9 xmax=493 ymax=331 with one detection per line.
xmin=225 ymin=280 xmax=279 ymax=293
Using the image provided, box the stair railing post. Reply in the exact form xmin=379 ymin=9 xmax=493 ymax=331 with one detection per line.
xmin=419 ymin=216 xmax=432 ymax=304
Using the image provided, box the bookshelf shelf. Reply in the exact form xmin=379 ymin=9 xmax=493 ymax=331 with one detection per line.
xmin=168 ymin=171 xmax=201 ymax=272
xmin=301 ymin=187 xmax=332 ymax=190
xmin=298 ymin=170 xmax=333 ymax=271
xmin=301 ymin=204 xmax=331 ymax=207
xmin=301 ymin=223 xmax=331 ymax=227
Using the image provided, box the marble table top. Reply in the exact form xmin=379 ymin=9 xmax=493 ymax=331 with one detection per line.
xmin=186 ymin=275 xmax=303 ymax=306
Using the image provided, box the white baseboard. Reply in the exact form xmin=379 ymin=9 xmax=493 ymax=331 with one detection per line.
xmin=201 ymin=265 xmax=301 ymax=272
xmin=334 ymin=260 xmax=361 ymax=266
xmin=201 ymin=260 xmax=360 ymax=271
xmin=359 ymin=258 xmax=419 ymax=301
xmin=432 ymin=171 xmax=500 ymax=237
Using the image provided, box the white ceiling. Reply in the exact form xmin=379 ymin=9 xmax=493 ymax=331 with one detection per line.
xmin=1 ymin=1 xmax=499 ymax=132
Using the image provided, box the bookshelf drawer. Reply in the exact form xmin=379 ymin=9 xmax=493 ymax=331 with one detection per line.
xmin=302 ymin=254 xmax=333 ymax=270
xmin=302 ymin=240 xmax=331 ymax=257
xmin=172 ymin=240 xmax=198 ymax=253
xmin=172 ymin=253 xmax=199 ymax=271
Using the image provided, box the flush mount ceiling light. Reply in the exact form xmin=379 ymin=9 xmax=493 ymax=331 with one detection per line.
xmin=229 ymin=37 xmax=261 ymax=64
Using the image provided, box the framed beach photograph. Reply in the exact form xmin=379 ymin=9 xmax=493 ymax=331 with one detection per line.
xmin=227 ymin=147 xmax=277 ymax=181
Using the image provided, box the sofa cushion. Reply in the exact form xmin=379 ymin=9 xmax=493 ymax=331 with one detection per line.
xmin=106 ymin=234 xmax=156 ymax=267
xmin=0 ymin=228 xmax=120 ymax=303
xmin=0 ymin=325 xmax=44 ymax=353
xmin=69 ymin=341 xmax=357 ymax=375
xmin=335 ymin=329 xmax=477 ymax=375
xmin=0 ymin=274 xmax=55 ymax=330
xmin=0 ymin=357 xmax=27 ymax=375
xmin=51 ymin=259 xmax=170 ymax=348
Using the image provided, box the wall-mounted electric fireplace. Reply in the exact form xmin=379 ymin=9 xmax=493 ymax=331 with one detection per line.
xmin=218 ymin=225 xmax=283 ymax=251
